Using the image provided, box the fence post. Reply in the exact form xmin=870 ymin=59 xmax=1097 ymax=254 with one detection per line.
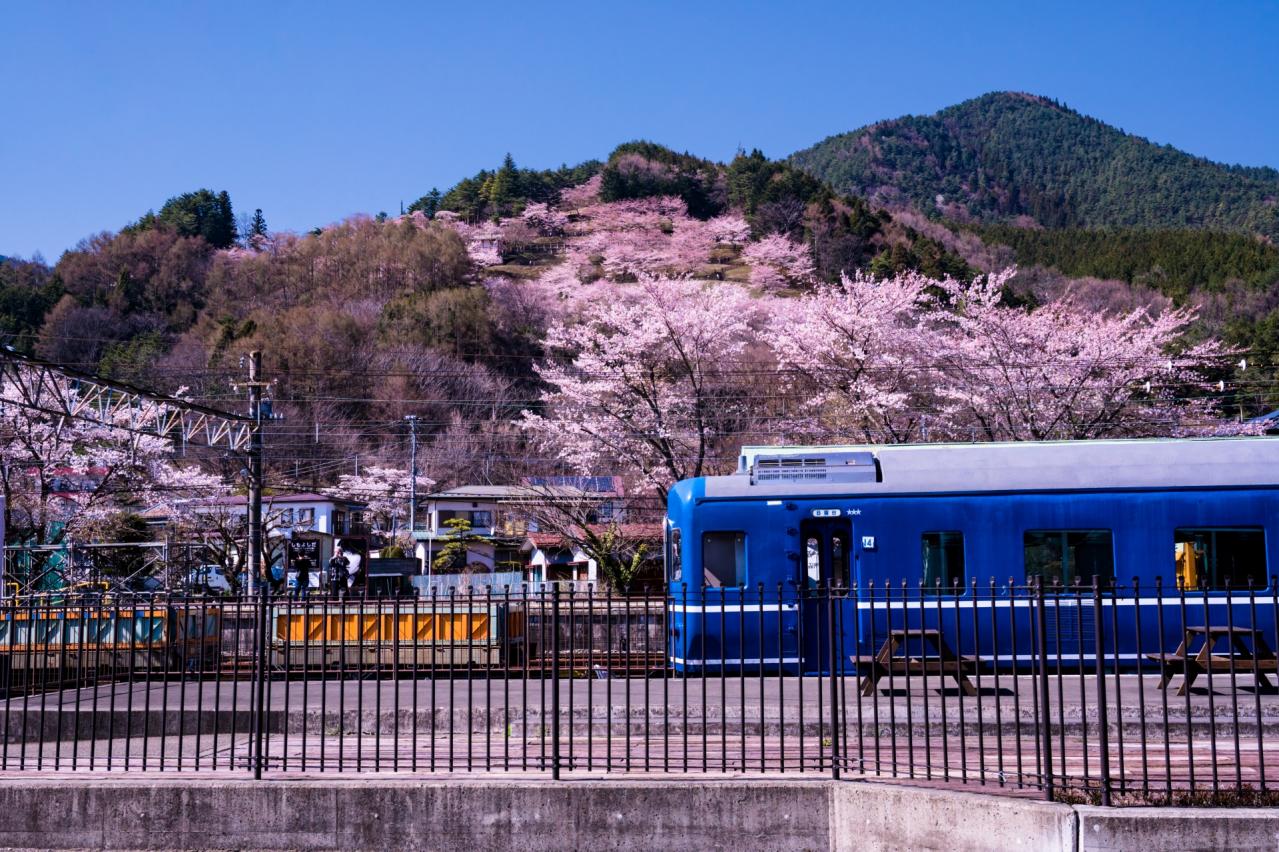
xmin=252 ymin=584 xmax=270 ymax=779
xmin=826 ymin=584 xmax=841 ymax=780
xmin=1092 ymin=577 xmax=1113 ymax=806
xmin=551 ymin=582 xmax=562 ymax=780
xmin=1034 ymin=578 xmax=1054 ymax=801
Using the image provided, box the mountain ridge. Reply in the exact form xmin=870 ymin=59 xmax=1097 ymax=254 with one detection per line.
xmin=791 ymin=92 xmax=1279 ymax=240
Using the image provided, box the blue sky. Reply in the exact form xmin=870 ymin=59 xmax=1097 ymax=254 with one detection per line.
xmin=2 ymin=1 xmax=1277 ymax=260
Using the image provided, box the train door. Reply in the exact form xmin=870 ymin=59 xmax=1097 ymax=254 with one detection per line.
xmin=799 ymin=517 xmax=852 ymax=673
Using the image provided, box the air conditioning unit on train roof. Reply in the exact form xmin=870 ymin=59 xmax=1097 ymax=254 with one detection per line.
xmin=748 ymin=451 xmax=879 ymax=486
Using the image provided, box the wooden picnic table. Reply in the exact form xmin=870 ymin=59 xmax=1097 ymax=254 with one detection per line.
xmin=1145 ymin=625 xmax=1277 ymax=696
xmin=850 ymin=628 xmax=983 ymax=697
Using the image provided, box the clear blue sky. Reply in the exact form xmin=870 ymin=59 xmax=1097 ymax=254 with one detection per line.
xmin=3 ymin=0 xmax=1277 ymax=261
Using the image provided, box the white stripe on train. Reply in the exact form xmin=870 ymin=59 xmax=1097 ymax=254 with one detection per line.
xmin=669 ymin=597 xmax=1276 ymax=612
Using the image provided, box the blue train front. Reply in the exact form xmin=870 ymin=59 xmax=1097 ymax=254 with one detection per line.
xmin=665 ymin=437 xmax=1279 ymax=673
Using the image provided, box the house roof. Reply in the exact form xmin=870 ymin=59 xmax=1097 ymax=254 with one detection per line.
xmin=522 ymin=475 xmax=624 ymax=496
xmin=426 ymin=484 xmax=601 ymax=502
xmin=526 ymin=533 xmax=572 ymax=550
xmin=194 ymin=492 xmax=367 ymax=507
xmin=523 ymin=523 xmax=663 ymax=551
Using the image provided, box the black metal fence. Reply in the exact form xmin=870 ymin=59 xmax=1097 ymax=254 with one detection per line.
xmin=0 ymin=581 xmax=1275 ymax=805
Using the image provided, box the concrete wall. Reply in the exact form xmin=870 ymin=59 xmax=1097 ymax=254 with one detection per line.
xmin=0 ymin=778 xmax=832 ymax=852
xmin=0 ymin=777 xmax=1276 ymax=851
xmin=1075 ymin=805 xmax=1279 ymax=852
xmin=830 ymin=783 xmax=1075 ymax=852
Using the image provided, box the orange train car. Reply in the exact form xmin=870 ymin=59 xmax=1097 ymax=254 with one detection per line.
xmin=270 ymin=601 xmax=527 ymax=668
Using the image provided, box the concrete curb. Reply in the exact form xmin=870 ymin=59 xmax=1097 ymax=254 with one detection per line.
xmin=0 ymin=777 xmax=1274 ymax=850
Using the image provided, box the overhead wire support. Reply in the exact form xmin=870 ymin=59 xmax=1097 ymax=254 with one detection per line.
xmin=0 ymin=345 xmax=254 ymax=452
xmin=0 ymin=345 xmax=265 ymax=601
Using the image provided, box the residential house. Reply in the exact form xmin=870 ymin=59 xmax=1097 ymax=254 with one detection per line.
xmin=521 ymin=523 xmax=665 ymax=591
xmin=410 ymin=486 xmax=530 ymax=575
xmin=145 ymin=491 xmax=370 ymax=574
xmin=410 ymin=480 xmax=625 ymax=576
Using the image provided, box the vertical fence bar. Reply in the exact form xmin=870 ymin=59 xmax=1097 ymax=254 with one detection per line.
xmin=827 ymin=585 xmax=841 ymax=780
xmin=2 ymin=593 xmax=13 ymax=771
xmin=252 ymin=585 xmax=270 ymax=779
xmin=758 ymin=584 xmax=766 ymax=773
xmin=1092 ymin=577 xmax=1112 ymax=806
xmin=280 ymin=599 xmax=291 ymax=775
xmin=885 ymin=582 xmax=898 ymax=778
xmin=663 ymin=587 xmax=671 ymax=774
xmin=550 ymin=582 xmax=561 ymax=780
xmin=606 ymin=586 xmax=614 ymax=773
xmin=1108 ymin=582 xmax=1125 ymax=795
xmin=1035 ymin=579 xmax=1054 ymax=800
xmin=987 ymin=581 xmax=1002 ymax=787
xmin=738 ymin=589 xmax=746 ymax=774
xmin=1247 ymin=580 xmax=1264 ymax=793
xmin=1132 ymin=579 xmax=1149 ymax=799
xmin=585 ymin=584 xmax=594 ymax=773
xmin=1201 ymin=583 xmax=1219 ymax=796
xmin=1224 ymin=581 xmax=1242 ymax=793
xmin=1009 ymin=580 xmax=1025 ymax=789
xmin=1155 ymin=576 xmax=1173 ymax=802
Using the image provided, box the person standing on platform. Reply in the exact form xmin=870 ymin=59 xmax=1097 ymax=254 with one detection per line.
xmin=292 ymin=555 xmax=313 ymax=600
xmin=327 ymin=547 xmax=350 ymax=599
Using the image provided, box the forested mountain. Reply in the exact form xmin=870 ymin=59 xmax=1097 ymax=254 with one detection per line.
xmin=791 ymin=92 xmax=1279 ymax=240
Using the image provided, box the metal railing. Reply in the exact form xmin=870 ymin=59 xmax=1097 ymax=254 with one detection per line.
xmin=0 ymin=581 xmax=1274 ymax=804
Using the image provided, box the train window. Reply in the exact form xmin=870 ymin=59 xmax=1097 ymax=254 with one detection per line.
xmin=1174 ymin=528 xmax=1266 ymax=590
xmin=1024 ymin=530 xmax=1114 ymax=587
xmin=922 ymin=531 xmax=965 ymax=592
xmin=703 ymin=532 xmax=746 ymax=587
xmin=669 ymin=528 xmax=682 ymax=583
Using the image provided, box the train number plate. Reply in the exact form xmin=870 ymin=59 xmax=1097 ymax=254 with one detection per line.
xmin=812 ymin=509 xmax=842 ymax=518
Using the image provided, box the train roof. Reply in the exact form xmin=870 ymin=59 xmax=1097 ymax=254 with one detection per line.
xmin=697 ymin=437 xmax=1279 ymax=499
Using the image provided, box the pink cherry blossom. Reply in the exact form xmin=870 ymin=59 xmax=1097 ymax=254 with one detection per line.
xmin=522 ymin=277 xmax=765 ymax=498
xmin=741 ymin=233 xmax=815 ymax=290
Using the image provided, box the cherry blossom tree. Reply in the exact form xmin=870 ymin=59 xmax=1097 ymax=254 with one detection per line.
xmin=559 ymin=174 xmax=602 ymax=208
xmin=929 ymin=270 xmax=1232 ymax=441
xmin=519 ymin=202 xmax=569 ymax=237
xmin=569 ymin=196 xmax=717 ymax=279
xmin=523 ymin=277 xmax=767 ymax=499
xmin=765 ymin=266 xmax=1235 ymax=444
xmin=332 ymin=465 xmax=434 ymax=538
xmin=765 ymin=270 xmax=943 ymax=443
xmin=706 ymin=213 xmax=752 ymax=246
xmin=742 ymin=232 xmax=815 ymax=290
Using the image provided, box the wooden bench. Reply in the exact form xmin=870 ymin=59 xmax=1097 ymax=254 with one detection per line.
xmin=1146 ymin=626 xmax=1277 ymax=696
xmin=851 ymin=628 xmax=985 ymax=697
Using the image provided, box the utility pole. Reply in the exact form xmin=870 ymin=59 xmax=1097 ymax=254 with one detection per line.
xmin=247 ymin=350 xmax=269 ymax=780
xmin=405 ymin=415 xmax=419 ymax=562
xmin=246 ymin=351 xmax=265 ymax=594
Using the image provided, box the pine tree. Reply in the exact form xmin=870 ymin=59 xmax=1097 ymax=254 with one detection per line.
xmin=215 ymin=191 xmax=237 ymax=248
xmin=488 ymin=154 xmax=518 ymax=219
xmin=423 ymin=188 xmax=442 ymax=218
xmin=248 ymin=208 xmax=268 ymax=250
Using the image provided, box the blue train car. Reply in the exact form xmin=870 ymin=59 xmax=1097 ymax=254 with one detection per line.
xmin=665 ymin=437 xmax=1279 ymax=673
